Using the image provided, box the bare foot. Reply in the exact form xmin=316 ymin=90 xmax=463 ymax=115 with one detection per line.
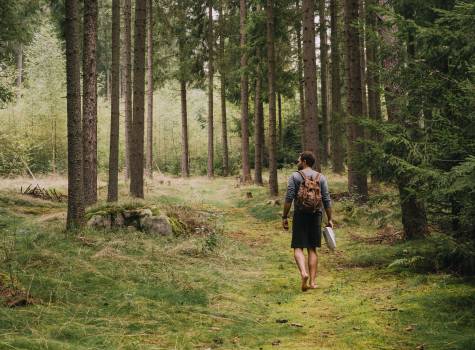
xmin=309 ymin=283 xmax=318 ymax=289
xmin=301 ymin=275 xmax=309 ymax=292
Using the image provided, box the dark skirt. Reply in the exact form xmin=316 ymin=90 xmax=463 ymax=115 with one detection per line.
xmin=291 ymin=210 xmax=322 ymax=248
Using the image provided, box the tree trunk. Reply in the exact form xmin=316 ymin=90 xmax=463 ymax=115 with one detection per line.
xmin=107 ymin=0 xmax=120 ymax=202
xmin=218 ymin=0 xmax=229 ymax=176
xmin=254 ymin=76 xmax=263 ymax=185
xmin=180 ymin=79 xmax=190 ymax=177
xmin=65 ymin=0 xmax=85 ymax=229
xmin=83 ymin=0 xmax=98 ymax=205
xmin=240 ymin=0 xmax=251 ymax=182
xmin=344 ymin=0 xmax=368 ymax=200
xmin=296 ymin=1 xmax=305 ymax=150
xmin=319 ymin=0 xmax=329 ymax=167
xmin=359 ymin=0 xmax=368 ymax=117
xmin=130 ymin=0 xmax=146 ymax=198
xmin=16 ymin=44 xmax=22 ymax=93
xmin=302 ymin=0 xmax=321 ymax=170
xmin=366 ymin=0 xmax=382 ymax=183
xmin=330 ymin=0 xmax=345 ymax=173
xmin=207 ymin=0 xmax=214 ymax=178
xmin=123 ymin=0 xmax=132 ymax=180
xmin=259 ymin=99 xmax=265 ymax=167
xmin=278 ymin=93 xmax=282 ymax=146
xmin=146 ymin=0 xmax=153 ymax=179
xmin=106 ymin=69 xmax=110 ymax=100
xmin=266 ymin=0 xmax=278 ymax=196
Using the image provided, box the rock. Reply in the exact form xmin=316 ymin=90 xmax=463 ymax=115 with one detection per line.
xmin=113 ymin=213 xmax=125 ymax=227
xmin=126 ymin=225 xmax=137 ymax=232
xmin=87 ymin=215 xmax=111 ymax=229
xmin=141 ymin=215 xmax=172 ymax=236
xmin=138 ymin=208 xmax=153 ymax=217
xmin=122 ymin=210 xmax=135 ymax=220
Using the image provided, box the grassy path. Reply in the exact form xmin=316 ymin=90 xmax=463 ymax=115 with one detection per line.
xmin=0 ymin=173 xmax=474 ymax=349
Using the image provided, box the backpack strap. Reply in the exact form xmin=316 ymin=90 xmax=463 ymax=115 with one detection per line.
xmin=297 ymin=170 xmax=306 ymax=181
xmin=315 ymin=172 xmax=321 ymax=182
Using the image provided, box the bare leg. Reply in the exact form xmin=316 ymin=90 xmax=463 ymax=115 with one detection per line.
xmin=294 ymin=248 xmax=309 ymax=291
xmin=307 ymin=247 xmax=318 ymax=288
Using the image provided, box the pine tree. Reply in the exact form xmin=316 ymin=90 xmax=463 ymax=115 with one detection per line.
xmin=123 ymin=0 xmax=132 ymax=180
xmin=379 ymin=2 xmax=428 ymax=238
xmin=266 ymin=0 xmax=278 ymax=196
xmin=330 ymin=0 xmax=345 ymax=173
xmin=240 ymin=0 xmax=251 ymax=182
xmin=65 ymin=0 xmax=85 ymax=229
xmin=319 ymin=0 xmax=330 ymax=166
xmin=130 ymin=0 xmax=147 ymax=198
xmin=207 ymin=0 xmax=214 ymax=178
xmin=295 ymin=0 xmax=305 ymax=149
xmin=83 ymin=0 xmax=98 ymax=205
xmin=254 ymin=73 xmax=263 ymax=185
xmin=146 ymin=0 xmax=154 ymax=179
xmin=180 ymin=78 xmax=190 ymax=177
xmin=218 ymin=0 xmax=229 ymax=176
xmin=107 ymin=0 xmax=120 ymax=202
xmin=302 ymin=0 xmax=320 ymax=169
xmin=344 ymin=0 xmax=368 ymax=200
xmin=365 ymin=0 xmax=382 ymax=145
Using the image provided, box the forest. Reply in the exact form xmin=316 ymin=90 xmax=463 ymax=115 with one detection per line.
xmin=0 ymin=0 xmax=474 ymax=349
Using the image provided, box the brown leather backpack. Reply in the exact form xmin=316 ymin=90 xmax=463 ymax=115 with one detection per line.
xmin=295 ymin=171 xmax=322 ymax=213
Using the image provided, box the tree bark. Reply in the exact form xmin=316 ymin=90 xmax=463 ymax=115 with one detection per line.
xmin=65 ymin=0 xmax=85 ymax=229
xmin=180 ymin=79 xmax=190 ymax=177
xmin=254 ymin=76 xmax=263 ymax=185
xmin=330 ymin=0 xmax=345 ymax=173
xmin=106 ymin=69 xmax=110 ymax=100
xmin=266 ymin=0 xmax=278 ymax=196
xmin=83 ymin=0 xmax=98 ymax=205
xmin=259 ymin=99 xmax=265 ymax=167
xmin=295 ymin=0 xmax=305 ymax=150
xmin=319 ymin=0 xmax=329 ymax=167
xmin=130 ymin=0 xmax=146 ymax=198
xmin=123 ymin=0 xmax=132 ymax=180
xmin=218 ymin=0 xmax=229 ymax=176
xmin=359 ymin=0 xmax=368 ymax=117
xmin=278 ymin=93 xmax=282 ymax=146
xmin=146 ymin=0 xmax=153 ymax=179
xmin=302 ymin=0 xmax=321 ymax=170
xmin=240 ymin=0 xmax=251 ymax=182
xmin=108 ymin=0 xmax=120 ymax=202
xmin=16 ymin=44 xmax=22 ymax=93
xmin=207 ymin=0 xmax=214 ymax=178
xmin=344 ymin=0 xmax=368 ymax=200
xmin=366 ymin=0 xmax=382 ymax=139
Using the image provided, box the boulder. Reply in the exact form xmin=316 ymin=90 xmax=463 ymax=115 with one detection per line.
xmin=138 ymin=208 xmax=153 ymax=217
xmin=113 ymin=213 xmax=125 ymax=227
xmin=141 ymin=215 xmax=172 ymax=236
xmin=87 ymin=214 xmax=111 ymax=229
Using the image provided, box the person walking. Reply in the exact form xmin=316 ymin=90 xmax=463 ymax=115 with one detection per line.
xmin=282 ymin=151 xmax=333 ymax=291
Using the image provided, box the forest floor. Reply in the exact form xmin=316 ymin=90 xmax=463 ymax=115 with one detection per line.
xmin=0 ymin=170 xmax=474 ymax=350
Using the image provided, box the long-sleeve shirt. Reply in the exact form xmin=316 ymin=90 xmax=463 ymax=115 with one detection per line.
xmin=284 ymin=167 xmax=332 ymax=210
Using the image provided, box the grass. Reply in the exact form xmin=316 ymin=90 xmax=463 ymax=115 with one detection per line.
xmin=0 ymin=171 xmax=474 ymax=349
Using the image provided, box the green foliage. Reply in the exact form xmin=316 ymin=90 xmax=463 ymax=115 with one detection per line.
xmin=0 ymin=133 xmax=30 ymax=176
xmin=361 ymin=1 xmax=475 ymax=256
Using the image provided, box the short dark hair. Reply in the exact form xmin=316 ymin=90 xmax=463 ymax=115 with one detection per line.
xmin=300 ymin=151 xmax=316 ymax=167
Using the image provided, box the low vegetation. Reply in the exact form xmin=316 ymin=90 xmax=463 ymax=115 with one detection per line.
xmin=1 ymin=172 xmax=474 ymax=349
